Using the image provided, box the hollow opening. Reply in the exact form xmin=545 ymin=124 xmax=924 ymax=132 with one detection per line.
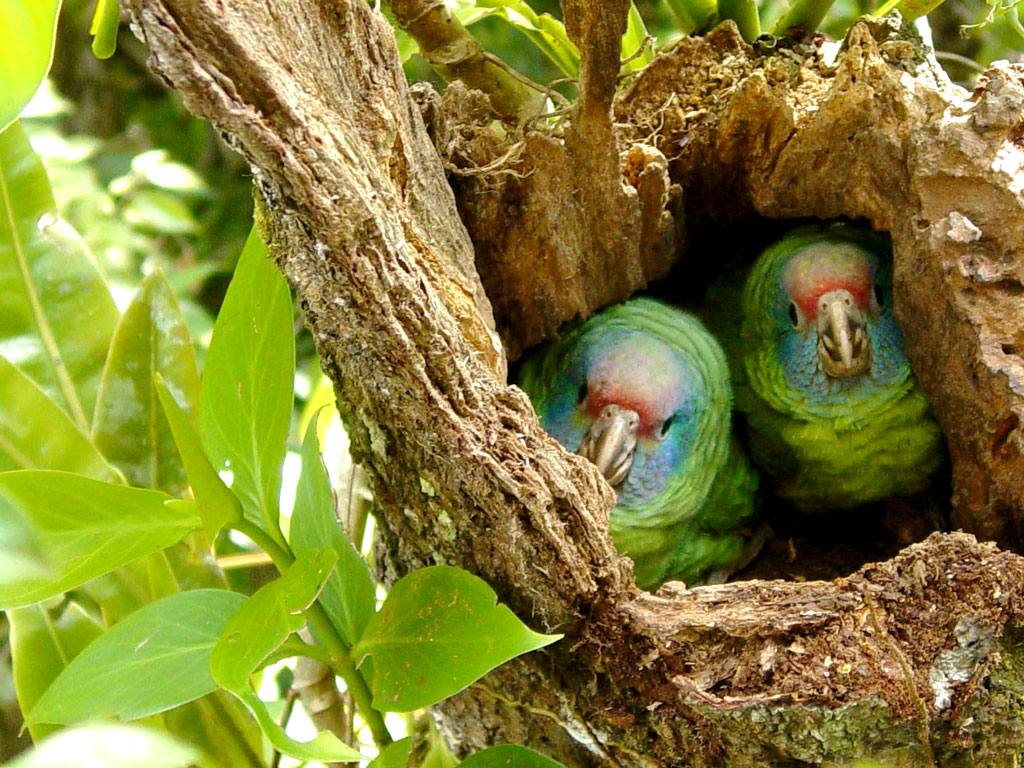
xmin=512 ymin=213 xmax=953 ymax=589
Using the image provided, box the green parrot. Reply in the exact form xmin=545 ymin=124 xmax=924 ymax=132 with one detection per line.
xmin=517 ymin=297 xmax=760 ymax=589
xmin=707 ymin=222 xmax=944 ymax=511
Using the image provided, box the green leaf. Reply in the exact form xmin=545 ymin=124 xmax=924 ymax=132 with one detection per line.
xmin=231 ymin=686 xmax=364 ymax=763
xmin=0 ymin=355 xmax=121 ymax=481
xmin=0 ymin=470 xmax=200 ymax=608
xmin=200 ymin=228 xmax=293 ymax=537
xmin=89 ymin=0 xmax=121 ymax=59
xmin=80 ymin=548 xmax=180 ymax=627
xmin=352 ymin=565 xmax=562 ymax=712
xmin=156 ymin=377 xmax=241 ymax=537
xmin=460 ymin=746 xmax=568 ymax=768
xmin=0 ymin=121 xmax=119 ymax=430
xmin=0 ymin=496 xmax=48 ymax=587
xmin=291 ymin=411 xmax=376 ymax=645
xmin=0 ymin=1 xmax=60 ymax=131
xmin=5 ymin=723 xmax=201 ymax=768
xmin=369 ymin=738 xmax=413 ymax=768
xmin=471 ymin=0 xmax=580 ymax=77
xmin=211 ymin=548 xmax=337 ymax=692
xmin=94 ymin=270 xmax=201 ymax=495
xmin=9 ymin=600 xmax=104 ymax=741
xmin=123 ymin=189 xmax=200 ymax=235
xmin=622 ymin=3 xmax=654 ymax=72
xmin=25 ymin=589 xmax=246 ymax=725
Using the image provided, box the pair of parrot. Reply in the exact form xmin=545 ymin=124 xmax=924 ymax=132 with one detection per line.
xmin=517 ymin=222 xmax=944 ymax=591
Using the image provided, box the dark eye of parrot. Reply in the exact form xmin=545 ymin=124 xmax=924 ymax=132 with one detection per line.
xmin=788 ymin=302 xmax=800 ymax=328
xmin=659 ymin=414 xmax=677 ymax=439
xmin=873 ymin=283 xmax=884 ymax=307
xmin=577 ymin=381 xmax=588 ymax=405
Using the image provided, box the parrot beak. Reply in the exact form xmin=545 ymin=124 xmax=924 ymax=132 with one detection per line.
xmin=578 ymin=404 xmax=640 ymax=487
xmin=816 ymin=289 xmax=871 ymax=377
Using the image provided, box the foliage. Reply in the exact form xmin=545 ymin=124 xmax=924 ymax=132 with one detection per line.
xmin=0 ymin=77 xmax=564 ymax=766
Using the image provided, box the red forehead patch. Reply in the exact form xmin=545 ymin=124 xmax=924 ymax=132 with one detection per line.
xmin=782 ymin=242 xmax=875 ymax=320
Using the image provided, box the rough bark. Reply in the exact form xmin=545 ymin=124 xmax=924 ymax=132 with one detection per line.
xmin=125 ymin=0 xmax=1024 ymax=764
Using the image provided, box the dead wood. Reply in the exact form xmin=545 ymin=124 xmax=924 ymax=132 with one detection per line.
xmin=125 ymin=0 xmax=1024 ymax=764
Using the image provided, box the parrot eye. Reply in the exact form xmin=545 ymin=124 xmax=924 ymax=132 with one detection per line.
xmin=873 ymin=283 xmax=884 ymax=307
xmin=659 ymin=414 xmax=677 ymax=439
xmin=577 ymin=381 xmax=589 ymax=405
xmin=788 ymin=302 xmax=800 ymax=329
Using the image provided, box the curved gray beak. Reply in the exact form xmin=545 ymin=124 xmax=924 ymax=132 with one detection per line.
xmin=816 ymin=289 xmax=871 ymax=377
xmin=578 ymin=404 xmax=640 ymax=487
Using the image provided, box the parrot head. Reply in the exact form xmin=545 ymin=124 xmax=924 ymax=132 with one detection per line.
xmin=743 ymin=224 xmax=911 ymax=416
xmin=527 ymin=299 xmax=729 ymax=514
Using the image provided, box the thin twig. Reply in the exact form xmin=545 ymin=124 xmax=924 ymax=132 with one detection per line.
xmin=269 ymin=689 xmax=298 ymax=768
xmin=934 ymin=50 xmax=986 ymax=74
xmin=621 ymin=34 xmax=654 ymax=67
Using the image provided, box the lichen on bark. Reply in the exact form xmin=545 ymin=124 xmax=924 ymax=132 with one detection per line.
xmin=124 ymin=0 xmax=1024 ymax=764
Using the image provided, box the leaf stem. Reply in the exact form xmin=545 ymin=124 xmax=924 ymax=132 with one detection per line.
xmin=235 ymin=519 xmax=293 ymax=570
xmin=771 ymin=0 xmax=837 ymax=36
xmin=233 ymin=519 xmax=392 ymax=747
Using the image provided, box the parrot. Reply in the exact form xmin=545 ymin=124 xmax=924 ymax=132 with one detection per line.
xmin=706 ymin=222 xmax=944 ymax=512
xmin=516 ymin=297 xmax=760 ymax=590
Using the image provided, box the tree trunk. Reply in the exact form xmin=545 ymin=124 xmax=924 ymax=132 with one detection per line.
xmin=125 ymin=0 xmax=1024 ymax=764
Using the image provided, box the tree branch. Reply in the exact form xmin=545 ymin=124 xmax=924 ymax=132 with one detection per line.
xmin=124 ymin=2 xmax=1024 ymax=763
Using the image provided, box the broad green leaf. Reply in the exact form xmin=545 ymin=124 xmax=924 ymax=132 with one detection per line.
xmin=622 ymin=3 xmax=654 ymax=72
xmin=291 ymin=411 xmax=375 ymax=645
xmin=156 ymin=377 xmax=241 ymax=536
xmin=471 ymin=1 xmax=580 ymax=77
xmin=0 ymin=1 xmax=60 ymax=131
xmin=6 ymin=723 xmax=200 ymax=768
xmin=0 ymin=121 xmax=119 ymax=429
xmin=80 ymin=548 xmax=180 ymax=627
xmin=211 ymin=548 xmax=337 ymax=692
xmin=0 ymin=470 xmax=200 ymax=608
xmin=368 ymin=738 xmax=413 ymax=768
xmin=352 ymin=565 xmax=562 ymax=712
xmin=460 ymin=746 xmax=568 ymax=768
xmin=9 ymin=600 xmax=104 ymax=741
xmin=89 ymin=0 xmax=121 ymax=59
xmin=0 ymin=355 xmax=121 ymax=480
xmin=25 ymin=589 xmax=245 ymax=725
xmin=0 ymin=491 xmax=48 ymax=586
xmin=231 ymin=686 xmax=364 ymax=762
xmin=94 ymin=270 xmax=200 ymax=495
xmin=200 ymin=228 xmax=293 ymax=537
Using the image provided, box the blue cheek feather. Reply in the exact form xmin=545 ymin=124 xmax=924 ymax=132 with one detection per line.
xmin=775 ymin=305 xmax=910 ymax=413
xmin=617 ymin=433 xmax=688 ymax=509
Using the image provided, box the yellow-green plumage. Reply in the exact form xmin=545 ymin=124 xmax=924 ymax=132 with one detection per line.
xmin=517 ymin=298 xmax=759 ymax=588
xmin=708 ymin=223 xmax=943 ymax=511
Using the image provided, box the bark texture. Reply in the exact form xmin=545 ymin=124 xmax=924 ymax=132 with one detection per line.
xmin=125 ymin=0 xmax=1024 ymax=764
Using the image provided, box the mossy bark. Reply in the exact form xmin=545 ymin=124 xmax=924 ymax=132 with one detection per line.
xmin=125 ymin=0 xmax=1024 ymax=764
